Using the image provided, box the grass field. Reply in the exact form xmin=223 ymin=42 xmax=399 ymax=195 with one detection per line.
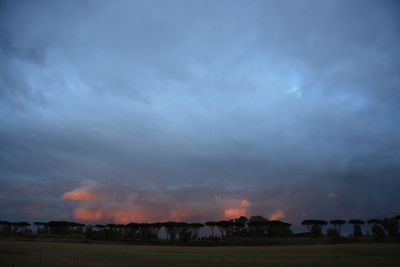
xmin=1 ymin=240 xmax=399 ymax=266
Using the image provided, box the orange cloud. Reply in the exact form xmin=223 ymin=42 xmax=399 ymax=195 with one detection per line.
xmin=62 ymin=180 xmax=98 ymax=202
xmin=224 ymin=208 xmax=245 ymax=218
xmin=111 ymin=211 xmax=148 ymax=224
xmin=63 ymin=180 xmax=255 ymax=224
xmin=62 ymin=189 xmax=97 ymax=202
xmin=270 ymin=210 xmax=285 ymax=220
xmin=65 ymin=182 xmax=164 ymax=223
xmin=73 ymin=205 xmax=155 ymax=224
xmin=70 ymin=197 xmax=207 ymax=224
xmin=223 ymin=199 xmax=250 ymax=219
xmin=240 ymin=199 xmax=250 ymax=208
xmin=74 ymin=207 xmax=104 ymax=221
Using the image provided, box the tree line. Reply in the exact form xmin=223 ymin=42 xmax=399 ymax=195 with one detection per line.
xmin=299 ymin=216 xmax=400 ymax=238
xmin=0 ymin=215 xmax=399 ymax=242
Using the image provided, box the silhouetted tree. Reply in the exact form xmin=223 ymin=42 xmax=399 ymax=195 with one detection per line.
xmin=175 ymin=222 xmax=192 ymax=242
xmin=150 ymin=223 xmax=163 ymax=240
xmin=85 ymin=224 xmax=94 ymax=238
xmin=126 ymin=223 xmax=139 ymax=241
xmin=247 ymin=216 xmax=269 ymax=237
xmin=301 ymin=220 xmax=327 ymax=238
xmin=34 ymin=222 xmax=45 ymax=234
xmin=163 ymin=222 xmax=178 ymax=241
xmin=0 ymin=221 xmax=12 ymax=235
xmin=326 ymin=228 xmax=338 ymax=237
xmin=8 ymin=214 xmax=400 ymax=243
xmin=382 ymin=217 xmax=399 ymax=237
xmin=205 ymin=221 xmax=218 ymax=238
xmin=267 ymin=220 xmax=293 ymax=238
xmin=1 ymin=221 xmax=31 ymax=235
xmin=233 ymin=217 xmax=247 ymax=237
xmin=216 ymin=221 xmax=227 ymax=238
xmin=189 ymin=223 xmax=204 ymax=240
xmin=368 ymin=219 xmax=386 ymax=238
xmin=18 ymin=222 xmax=30 ymax=233
xmin=223 ymin=220 xmax=235 ymax=237
xmin=105 ymin=223 xmax=116 ymax=230
xmin=11 ymin=222 xmax=19 ymax=233
xmin=232 ymin=221 xmax=245 ymax=237
xmin=95 ymin=224 xmax=105 ymax=230
xmin=301 ymin=220 xmax=314 ymax=231
xmin=137 ymin=223 xmax=158 ymax=241
xmin=301 ymin=220 xmax=313 ymax=234
xmin=329 ymin=220 xmax=346 ymax=237
xmin=105 ymin=223 xmax=119 ymax=240
xmin=348 ymin=219 xmax=364 ymax=237
xmin=115 ymin=224 xmax=125 ymax=239
xmin=69 ymin=222 xmax=85 ymax=234
xmin=48 ymin=221 xmax=72 ymax=235
xmin=235 ymin=216 xmax=248 ymax=224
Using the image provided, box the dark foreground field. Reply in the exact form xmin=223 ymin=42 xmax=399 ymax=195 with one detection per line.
xmin=1 ymin=241 xmax=399 ymax=266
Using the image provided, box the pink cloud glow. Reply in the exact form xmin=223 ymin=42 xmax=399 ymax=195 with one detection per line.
xmin=74 ymin=207 xmax=103 ymax=221
xmin=62 ymin=180 xmax=98 ymax=202
xmin=223 ymin=199 xmax=251 ymax=219
xmin=63 ymin=181 xmax=260 ymax=224
xmin=270 ymin=210 xmax=285 ymax=220
xmin=73 ymin=205 xmax=157 ymax=224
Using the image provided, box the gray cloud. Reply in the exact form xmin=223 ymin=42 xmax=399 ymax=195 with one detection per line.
xmin=0 ymin=0 xmax=399 ymax=227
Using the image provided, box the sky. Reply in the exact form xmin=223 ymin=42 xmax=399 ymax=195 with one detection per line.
xmin=1 ymin=0 xmax=399 ymax=231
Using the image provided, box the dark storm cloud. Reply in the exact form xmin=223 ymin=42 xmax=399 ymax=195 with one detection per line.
xmin=0 ymin=0 xmax=399 ymax=226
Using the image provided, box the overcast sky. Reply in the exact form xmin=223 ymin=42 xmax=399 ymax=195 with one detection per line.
xmin=1 ymin=0 xmax=399 ymax=230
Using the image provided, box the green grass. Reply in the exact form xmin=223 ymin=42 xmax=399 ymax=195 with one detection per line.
xmin=0 ymin=240 xmax=399 ymax=266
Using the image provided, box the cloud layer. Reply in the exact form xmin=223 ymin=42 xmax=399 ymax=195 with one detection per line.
xmin=0 ymin=0 xmax=399 ymax=228
xmin=61 ymin=180 xmax=253 ymax=224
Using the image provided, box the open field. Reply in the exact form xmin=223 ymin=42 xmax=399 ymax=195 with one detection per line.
xmin=0 ymin=240 xmax=400 ymax=266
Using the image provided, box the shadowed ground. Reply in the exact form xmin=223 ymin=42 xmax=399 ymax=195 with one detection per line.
xmin=0 ymin=240 xmax=399 ymax=266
